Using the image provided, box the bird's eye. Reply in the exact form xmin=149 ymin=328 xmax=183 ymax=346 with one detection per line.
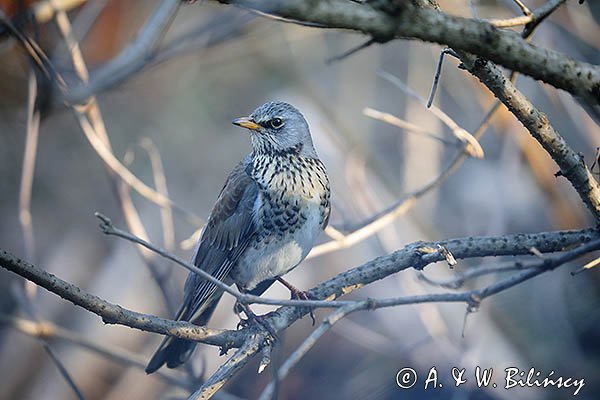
xmin=268 ymin=117 xmax=284 ymax=129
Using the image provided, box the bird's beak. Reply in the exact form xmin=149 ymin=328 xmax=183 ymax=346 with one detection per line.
xmin=232 ymin=116 xmax=261 ymax=131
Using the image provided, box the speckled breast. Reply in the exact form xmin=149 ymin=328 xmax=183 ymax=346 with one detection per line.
xmin=230 ymin=153 xmax=330 ymax=290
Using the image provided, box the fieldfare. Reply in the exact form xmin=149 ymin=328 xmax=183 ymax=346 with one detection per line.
xmin=146 ymin=101 xmax=331 ymax=373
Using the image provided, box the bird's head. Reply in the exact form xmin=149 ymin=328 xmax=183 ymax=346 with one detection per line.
xmin=233 ymin=101 xmax=317 ymax=157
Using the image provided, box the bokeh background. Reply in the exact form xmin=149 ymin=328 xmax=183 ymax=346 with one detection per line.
xmin=1 ymin=0 xmax=599 ymax=399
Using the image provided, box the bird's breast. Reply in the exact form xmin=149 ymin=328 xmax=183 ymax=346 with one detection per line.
xmin=252 ymin=154 xmax=330 ymax=231
xmin=230 ymin=154 xmax=330 ymax=290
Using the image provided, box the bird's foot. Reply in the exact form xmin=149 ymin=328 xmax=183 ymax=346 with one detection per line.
xmin=235 ymin=303 xmax=278 ymax=340
xmin=277 ymin=278 xmax=316 ymax=326
xmin=290 ymin=287 xmax=314 ymax=301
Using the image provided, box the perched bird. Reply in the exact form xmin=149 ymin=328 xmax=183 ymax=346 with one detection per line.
xmin=145 ymin=101 xmax=331 ymax=373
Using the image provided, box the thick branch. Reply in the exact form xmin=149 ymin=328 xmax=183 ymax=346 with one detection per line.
xmin=2 ymin=228 xmax=598 ymax=397
xmin=213 ymin=0 xmax=600 ymax=103
xmin=0 ymin=250 xmax=235 ymax=347
xmin=459 ymin=55 xmax=600 ymax=221
xmin=190 ymin=229 xmax=600 ymax=398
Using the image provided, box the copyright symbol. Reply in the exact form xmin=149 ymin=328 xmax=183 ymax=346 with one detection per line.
xmin=396 ymin=368 xmax=417 ymax=389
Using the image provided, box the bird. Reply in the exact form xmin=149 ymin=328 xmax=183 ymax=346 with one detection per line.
xmin=145 ymin=101 xmax=331 ymax=374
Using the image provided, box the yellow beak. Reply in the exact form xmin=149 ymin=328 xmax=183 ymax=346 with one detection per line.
xmin=232 ymin=116 xmax=261 ymax=131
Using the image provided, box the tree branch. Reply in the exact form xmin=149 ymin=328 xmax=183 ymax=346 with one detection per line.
xmin=63 ymin=0 xmax=181 ymax=104
xmin=0 ymin=249 xmax=235 ymax=347
xmin=2 ymin=228 xmax=598 ymax=362
xmin=210 ymin=0 xmax=599 ymax=103
xmin=0 ymin=314 xmax=193 ymax=390
xmin=459 ymin=55 xmax=600 ymax=221
xmin=194 ymin=232 xmax=600 ymax=399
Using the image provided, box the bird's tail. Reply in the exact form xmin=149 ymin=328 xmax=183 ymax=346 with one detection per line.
xmin=145 ymin=293 xmax=222 ymax=374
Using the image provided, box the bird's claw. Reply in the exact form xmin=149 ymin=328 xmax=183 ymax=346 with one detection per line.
xmin=235 ymin=304 xmax=279 ymax=340
xmin=290 ymin=290 xmax=316 ymax=326
xmin=289 ymin=288 xmax=313 ymax=301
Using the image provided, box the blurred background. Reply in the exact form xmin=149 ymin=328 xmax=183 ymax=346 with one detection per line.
xmin=1 ymin=0 xmax=599 ymax=399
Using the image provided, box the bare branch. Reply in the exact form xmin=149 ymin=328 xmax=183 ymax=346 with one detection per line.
xmin=208 ymin=0 xmax=599 ymax=103
xmin=140 ymin=138 xmax=176 ymax=251
xmin=487 ymin=0 xmax=567 ymax=31
xmin=461 ymin=55 xmax=600 ymax=221
xmin=326 ymin=38 xmax=375 ymax=64
xmin=209 ymin=235 xmax=600 ymax=396
xmin=427 ymin=47 xmax=458 ymax=107
xmin=0 ymin=314 xmax=193 ymax=390
xmin=510 ymin=0 xmax=533 ymax=16
xmin=18 ymin=69 xmax=40 ymax=263
xmin=571 ymin=255 xmax=600 ymax=275
xmin=258 ymin=302 xmax=365 ymax=400
xmin=378 ymin=70 xmax=484 ymax=158
xmin=32 ymin=0 xmax=89 ymax=24
xmin=0 ymin=249 xmax=235 ymax=346
xmin=189 ymin=336 xmax=264 ymax=400
xmin=2 ymin=225 xmax=598 ymax=399
xmin=12 ymin=277 xmax=85 ymax=400
xmin=3 ymin=228 xmax=597 ymax=341
xmin=363 ymin=107 xmax=458 ymax=146
xmin=119 ymin=150 xmax=179 ymax=315
xmin=42 ymin=344 xmax=86 ymax=400
xmin=418 ymin=263 xmax=531 ymax=290
xmin=64 ymin=0 xmax=181 ymax=103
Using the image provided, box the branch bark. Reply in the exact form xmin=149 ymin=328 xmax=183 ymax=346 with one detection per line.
xmin=460 ymin=55 xmax=600 ymax=221
xmin=209 ymin=0 xmax=600 ymax=103
xmin=2 ymin=227 xmax=599 ymax=399
xmin=0 ymin=249 xmax=235 ymax=347
xmin=187 ymin=228 xmax=600 ymax=398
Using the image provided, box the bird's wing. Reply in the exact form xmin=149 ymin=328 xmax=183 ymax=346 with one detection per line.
xmin=179 ymin=156 xmax=258 ymax=324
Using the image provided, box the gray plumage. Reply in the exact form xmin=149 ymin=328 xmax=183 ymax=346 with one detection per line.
xmin=146 ymin=101 xmax=330 ymax=374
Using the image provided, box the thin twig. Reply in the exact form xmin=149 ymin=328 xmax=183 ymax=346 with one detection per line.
xmin=0 ymin=9 xmax=67 ymax=89
xmin=418 ymin=262 xmax=532 ymax=289
xmin=16 ymin=65 xmax=83 ymax=399
xmin=95 ymin=212 xmax=354 ymax=309
xmin=12 ymin=283 xmax=86 ymax=400
xmin=139 ymin=138 xmax=176 ymax=251
xmin=511 ymin=0 xmax=532 ymax=16
xmin=309 ymin=76 xmax=511 ymax=260
xmin=378 ymin=69 xmax=484 ymax=158
xmin=181 ymin=227 xmax=204 ymax=251
xmin=33 ymin=0 xmax=89 ymax=24
xmin=119 ymin=150 xmax=179 ymax=315
xmin=77 ymin=115 xmax=195 ymax=217
xmin=188 ymin=336 xmax=264 ymax=400
xmin=53 ymin=6 xmax=201 ymax=226
xmin=326 ymin=38 xmax=375 ymax=64
xmin=258 ymin=302 xmax=366 ymax=400
xmin=0 ymin=314 xmax=193 ymax=390
xmin=571 ymin=256 xmax=600 ymax=275
xmin=427 ymin=48 xmax=458 ymax=108
xmin=19 ymin=68 xmax=40 ymax=263
xmin=42 ymin=345 xmax=86 ymax=400
xmin=523 ymin=0 xmax=567 ymax=37
xmin=363 ymin=107 xmax=459 ymax=146
xmin=63 ymin=0 xmax=181 ymax=103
